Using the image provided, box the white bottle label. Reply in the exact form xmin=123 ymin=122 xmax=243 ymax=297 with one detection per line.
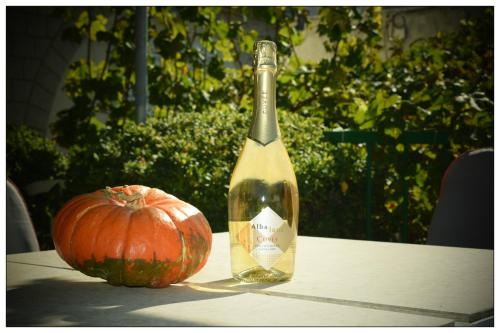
xmin=237 ymin=207 xmax=293 ymax=270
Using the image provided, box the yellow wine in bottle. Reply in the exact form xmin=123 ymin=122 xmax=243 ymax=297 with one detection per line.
xmin=228 ymin=40 xmax=299 ymax=283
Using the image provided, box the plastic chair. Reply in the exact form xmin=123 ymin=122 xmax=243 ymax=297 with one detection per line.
xmin=427 ymin=148 xmax=493 ymax=249
xmin=6 ymin=179 xmax=40 ymax=254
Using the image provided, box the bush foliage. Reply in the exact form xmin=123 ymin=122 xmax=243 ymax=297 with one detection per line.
xmin=61 ymin=109 xmax=365 ymax=237
xmin=7 ymin=7 xmax=493 ymax=248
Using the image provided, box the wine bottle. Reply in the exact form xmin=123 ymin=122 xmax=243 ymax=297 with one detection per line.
xmin=228 ymin=40 xmax=299 ymax=283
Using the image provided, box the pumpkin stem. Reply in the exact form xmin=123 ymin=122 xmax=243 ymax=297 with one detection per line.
xmin=103 ymin=186 xmax=145 ymax=210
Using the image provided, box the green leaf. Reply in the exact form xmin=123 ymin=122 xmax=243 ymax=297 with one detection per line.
xmin=75 ymin=10 xmax=89 ymax=29
xmin=90 ymin=14 xmax=108 ymax=41
xmin=384 ymin=127 xmax=402 ymax=139
xmin=469 ymin=97 xmax=482 ymax=111
xmin=385 ymin=94 xmax=402 ymax=108
xmin=352 ymin=98 xmax=368 ymax=125
xmin=415 ymin=165 xmax=428 ymax=187
xmin=424 ymin=150 xmax=437 ymax=159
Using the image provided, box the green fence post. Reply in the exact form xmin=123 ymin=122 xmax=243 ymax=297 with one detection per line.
xmin=402 ymin=142 xmax=409 ymax=243
xmin=365 ymin=142 xmax=374 ymax=240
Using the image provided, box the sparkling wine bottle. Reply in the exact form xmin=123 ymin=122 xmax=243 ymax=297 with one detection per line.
xmin=228 ymin=40 xmax=299 ymax=283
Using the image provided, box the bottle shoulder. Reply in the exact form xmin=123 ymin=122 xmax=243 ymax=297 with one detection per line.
xmin=229 ymin=138 xmax=297 ymax=190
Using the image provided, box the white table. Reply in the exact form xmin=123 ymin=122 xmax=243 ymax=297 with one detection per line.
xmin=6 ymin=232 xmax=493 ymax=326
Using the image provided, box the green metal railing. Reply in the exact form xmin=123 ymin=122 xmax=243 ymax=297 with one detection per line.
xmin=324 ymin=130 xmax=449 ymax=242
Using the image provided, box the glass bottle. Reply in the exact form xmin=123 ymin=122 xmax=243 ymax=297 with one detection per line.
xmin=228 ymin=40 xmax=299 ymax=283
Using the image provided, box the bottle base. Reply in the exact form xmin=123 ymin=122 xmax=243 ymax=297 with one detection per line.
xmin=232 ymin=266 xmax=292 ymax=283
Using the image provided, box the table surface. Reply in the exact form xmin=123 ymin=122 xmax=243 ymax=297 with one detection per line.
xmin=7 ymin=232 xmax=493 ymax=327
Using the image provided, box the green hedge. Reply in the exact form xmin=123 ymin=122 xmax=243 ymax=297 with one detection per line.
xmin=7 ymin=125 xmax=67 ymax=188
xmin=61 ymin=107 xmax=366 ymax=237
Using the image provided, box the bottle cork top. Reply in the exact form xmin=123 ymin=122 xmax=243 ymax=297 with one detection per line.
xmin=253 ymin=40 xmax=277 ymax=70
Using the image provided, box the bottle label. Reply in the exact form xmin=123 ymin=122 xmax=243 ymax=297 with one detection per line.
xmin=236 ymin=207 xmax=293 ymax=270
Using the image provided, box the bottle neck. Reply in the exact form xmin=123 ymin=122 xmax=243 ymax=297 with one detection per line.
xmin=248 ymin=68 xmax=280 ymax=146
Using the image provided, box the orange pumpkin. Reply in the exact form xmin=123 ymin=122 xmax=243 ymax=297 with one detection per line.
xmin=52 ymin=185 xmax=212 ymax=288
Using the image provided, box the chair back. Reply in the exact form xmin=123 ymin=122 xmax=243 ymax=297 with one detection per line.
xmin=7 ymin=179 xmax=40 ymax=254
xmin=427 ymin=148 xmax=493 ymax=249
